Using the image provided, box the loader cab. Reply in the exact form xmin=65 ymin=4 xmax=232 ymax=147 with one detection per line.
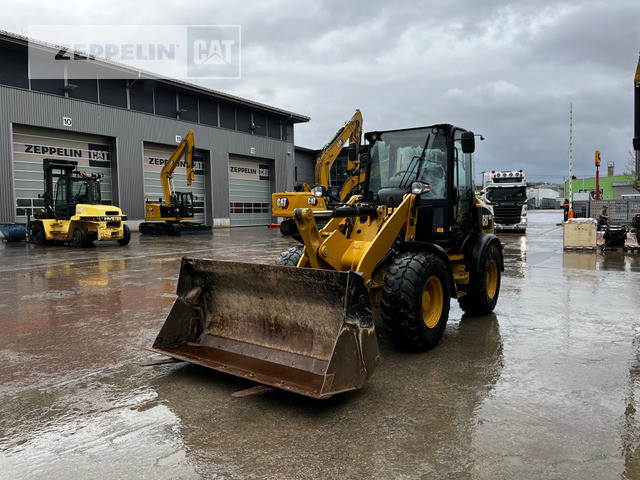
xmin=364 ymin=124 xmax=476 ymax=245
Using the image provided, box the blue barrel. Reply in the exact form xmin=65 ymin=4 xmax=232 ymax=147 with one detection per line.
xmin=0 ymin=223 xmax=27 ymax=242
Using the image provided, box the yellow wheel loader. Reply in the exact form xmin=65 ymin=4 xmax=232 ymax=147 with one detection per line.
xmin=29 ymin=159 xmax=130 ymax=247
xmin=272 ymin=109 xmax=365 ymax=235
xmin=150 ymin=124 xmax=502 ymax=399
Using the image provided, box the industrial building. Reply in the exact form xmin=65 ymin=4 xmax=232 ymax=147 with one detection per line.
xmin=0 ymin=30 xmax=310 ymax=229
xmin=564 ymin=173 xmax=636 ymax=201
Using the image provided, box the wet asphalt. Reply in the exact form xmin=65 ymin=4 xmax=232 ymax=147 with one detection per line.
xmin=1 ymin=210 xmax=639 ymax=479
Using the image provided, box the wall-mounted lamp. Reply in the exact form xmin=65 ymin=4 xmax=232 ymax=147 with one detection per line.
xmin=474 ymin=133 xmax=485 ymax=141
xmin=63 ymin=83 xmax=77 ymax=92
xmin=175 ymin=108 xmax=187 ymax=116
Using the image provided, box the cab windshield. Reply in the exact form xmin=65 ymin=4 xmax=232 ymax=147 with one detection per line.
xmin=486 ymin=186 xmax=526 ymax=202
xmin=69 ymin=178 xmax=101 ymax=204
xmin=367 ymin=127 xmax=447 ymax=200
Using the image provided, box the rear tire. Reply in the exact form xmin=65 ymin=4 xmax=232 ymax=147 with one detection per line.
xmin=275 ymin=245 xmax=304 ymax=267
xmin=118 ymin=224 xmax=131 ymax=246
xmin=31 ymin=222 xmax=47 ymax=246
xmin=71 ymin=226 xmax=89 ymax=248
xmin=381 ymin=252 xmax=451 ymax=351
xmin=458 ymin=243 xmax=501 ymax=316
xmin=279 ymin=219 xmax=298 ymax=236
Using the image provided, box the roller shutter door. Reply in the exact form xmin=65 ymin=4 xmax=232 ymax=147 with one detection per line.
xmin=229 ymin=155 xmax=272 ymax=226
xmin=12 ymin=125 xmax=113 ymax=223
xmin=143 ymin=142 xmax=206 ymax=224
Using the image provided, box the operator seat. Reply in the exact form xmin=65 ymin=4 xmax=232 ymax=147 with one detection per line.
xmin=419 ymin=163 xmax=446 ymax=198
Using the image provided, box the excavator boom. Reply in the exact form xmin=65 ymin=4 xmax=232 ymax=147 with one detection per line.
xmin=160 ymin=130 xmax=194 ymax=205
xmin=272 ymin=110 xmax=365 ymax=235
xmin=314 ymin=109 xmax=363 ymax=187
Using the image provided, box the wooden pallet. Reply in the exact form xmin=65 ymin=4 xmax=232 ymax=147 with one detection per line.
xmin=563 ymin=246 xmax=596 ymax=252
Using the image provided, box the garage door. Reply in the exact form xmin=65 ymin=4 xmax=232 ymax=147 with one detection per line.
xmin=143 ymin=142 xmax=207 ymax=224
xmin=229 ymin=155 xmax=272 ymax=226
xmin=13 ymin=125 xmax=113 ymax=223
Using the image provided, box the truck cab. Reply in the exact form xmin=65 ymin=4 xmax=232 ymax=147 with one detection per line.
xmin=480 ymin=170 xmax=527 ymax=232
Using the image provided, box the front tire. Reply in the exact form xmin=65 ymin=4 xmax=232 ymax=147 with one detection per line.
xmin=31 ymin=222 xmax=47 ymax=246
xmin=458 ymin=243 xmax=501 ymax=316
xmin=275 ymin=245 xmax=304 ymax=267
xmin=118 ymin=224 xmax=131 ymax=246
xmin=381 ymin=252 xmax=451 ymax=351
xmin=71 ymin=226 xmax=89 ymax=248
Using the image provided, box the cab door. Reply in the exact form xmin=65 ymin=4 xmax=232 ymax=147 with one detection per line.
xmin=415 ymin=132 xmax=451 ymax=244
xmin=54 ymin=177 xmax=73 ymax=219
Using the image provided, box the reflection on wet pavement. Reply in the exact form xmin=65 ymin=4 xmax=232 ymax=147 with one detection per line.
xmin=1 ymin=214 xmax=640 ymax=479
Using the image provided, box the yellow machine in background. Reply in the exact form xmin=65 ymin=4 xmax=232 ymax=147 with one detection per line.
xmin=151 ymin=123 xmax=502 ymax=399
xmin=272 ymin=110 xmax=364 ymax=235
xmin=29 ymin=158 xmax=130 ymax=247
xmin=140 ymin=130 xmax=210 ymax=235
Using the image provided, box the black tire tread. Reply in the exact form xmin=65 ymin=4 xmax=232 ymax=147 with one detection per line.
xmin=118 ymin=224 xmax=131 ymax=246
xmin=31 ymin=222 xmax=47 ymax=246
xmin=275 ymin=245 xmax=304 ymax=267
xmin=72 ymin=226 xmax=89 ymax=248
xmin=458 ymin=243 xmax=501 ymax=316
xmin=381 ymin=252 xmax=450 ymax=351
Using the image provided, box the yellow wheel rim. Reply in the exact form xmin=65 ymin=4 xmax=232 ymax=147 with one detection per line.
xmin=486 ymin=259 xmax=498 ymax=299
xmin=422 ymin=276 xmax=443 ymax=329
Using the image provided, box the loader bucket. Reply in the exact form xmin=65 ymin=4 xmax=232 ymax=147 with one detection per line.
xmin=150 ymin=258 xmax=380 ymax=399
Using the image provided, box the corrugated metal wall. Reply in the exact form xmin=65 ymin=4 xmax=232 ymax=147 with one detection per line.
xmin=0 ymin=85 xmax=295 ymax=225
xmin=294 ymin=148 xmax=317 ymax=186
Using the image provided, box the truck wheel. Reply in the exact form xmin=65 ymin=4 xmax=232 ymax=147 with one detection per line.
xmin=71 ymin=226 xmax=89 ymax=248
xmin=458 ymin=243 xmax=501 ymax=316
xmin=381 ymin=252 xmax=450 ymax=351
xmin=31 ymin=222 xmax=47 ymax=246
xmin=275 ymin=245 xmax=304 ymax=267
xmin=118 ymin=224 xmax=131 ymax=246
xmin=279 ymin=219 xmax=299 ymax=236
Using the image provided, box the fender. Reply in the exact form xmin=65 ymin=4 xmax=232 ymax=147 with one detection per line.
xmin=461 ymin=233 xmax=504 ymax=273
xmin=378 ymin=241 xmax=458 ymax=298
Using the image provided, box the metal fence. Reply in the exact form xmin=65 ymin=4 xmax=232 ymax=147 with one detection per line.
xmin=573 ymin=200 xmax=640 ymax=223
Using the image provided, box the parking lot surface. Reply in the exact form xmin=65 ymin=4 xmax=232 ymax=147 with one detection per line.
xmin=1 ymin=210 xmax=640 ymax=479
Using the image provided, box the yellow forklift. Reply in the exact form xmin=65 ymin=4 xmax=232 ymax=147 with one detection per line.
xmin=29 ymin=158 xmax=130 ymax=247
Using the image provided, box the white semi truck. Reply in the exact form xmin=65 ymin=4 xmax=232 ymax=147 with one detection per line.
xmin=481 ymin=170 xmax=527 ymax=232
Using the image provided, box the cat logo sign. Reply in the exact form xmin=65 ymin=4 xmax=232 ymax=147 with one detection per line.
xmin=276 ymin=197 xmax=290 ymax=209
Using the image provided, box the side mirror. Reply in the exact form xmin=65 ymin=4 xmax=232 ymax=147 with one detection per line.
xmin=461 ymin=132 xmax=475 ymax=154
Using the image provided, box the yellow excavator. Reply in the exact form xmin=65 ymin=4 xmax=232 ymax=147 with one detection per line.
xmin=140 ymin=130 xmax=211 ymax=235
xmin=150 ymin=123 xmax=502 ymax=399
xmin=272 ymin=110 xmax=364 ymax=235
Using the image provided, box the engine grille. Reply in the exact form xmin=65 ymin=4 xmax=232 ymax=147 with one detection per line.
xmin=494 ymin=205 xmax=523 ymax=225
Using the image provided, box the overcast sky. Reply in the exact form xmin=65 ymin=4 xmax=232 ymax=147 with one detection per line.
xmin=2 ymin=0 xmax=639 ymax=184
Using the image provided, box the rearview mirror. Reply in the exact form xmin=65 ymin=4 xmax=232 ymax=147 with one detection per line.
xmin=461 ymin=132 xmax=475 ymax=154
